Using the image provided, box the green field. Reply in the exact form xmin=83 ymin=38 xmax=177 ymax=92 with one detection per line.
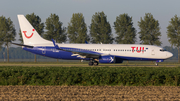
xmin=0 ymin=65 xmax=180 ymax=86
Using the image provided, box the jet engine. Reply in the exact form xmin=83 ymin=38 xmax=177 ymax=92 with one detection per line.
xmin=99 ymin=55 xmax=123 ymax=63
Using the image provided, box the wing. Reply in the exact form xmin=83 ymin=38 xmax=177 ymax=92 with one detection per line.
xmin=52 ymin=39 xmax=101 ymax=59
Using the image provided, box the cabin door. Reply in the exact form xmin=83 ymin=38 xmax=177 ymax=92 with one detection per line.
xmin=151 ymin=48 xmax=155 ymax=55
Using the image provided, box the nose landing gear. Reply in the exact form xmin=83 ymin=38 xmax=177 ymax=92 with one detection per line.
xmin=155 ymin=62 xmax=158 ymax=66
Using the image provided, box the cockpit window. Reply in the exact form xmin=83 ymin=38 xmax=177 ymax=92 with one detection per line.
xmin=160 ymin=48 xmax=166 ymax=52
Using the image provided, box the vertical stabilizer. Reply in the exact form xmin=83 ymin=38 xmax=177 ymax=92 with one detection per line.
xmin=17 ymin=15 xmax=51 ymax=45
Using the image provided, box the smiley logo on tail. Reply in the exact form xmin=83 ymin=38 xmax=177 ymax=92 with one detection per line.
xmin=23 ymin=29 xmax=34 ymax=39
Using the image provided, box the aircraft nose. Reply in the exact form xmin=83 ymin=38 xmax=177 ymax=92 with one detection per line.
xmin=167 ymin=52 xmax=173 ymax=58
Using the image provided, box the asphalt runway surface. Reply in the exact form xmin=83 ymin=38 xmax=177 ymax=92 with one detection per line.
xmin=0 ymin=63 xmax=179 ymax=67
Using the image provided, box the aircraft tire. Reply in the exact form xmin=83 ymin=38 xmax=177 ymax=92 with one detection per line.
xmin=88 ymin=62 xmax=94 ymax=66
xmin=94 ymin=61 xmax=99 ymax=66
xmin=155 ymin=62 xmax=158 ymax=66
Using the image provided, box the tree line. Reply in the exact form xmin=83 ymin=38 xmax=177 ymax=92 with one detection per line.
xmin=0 ymin=12 xmax=180 ymax=62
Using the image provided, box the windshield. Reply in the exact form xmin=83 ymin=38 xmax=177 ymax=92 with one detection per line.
xmin=160 ymin=48 xmax=167 ymax=52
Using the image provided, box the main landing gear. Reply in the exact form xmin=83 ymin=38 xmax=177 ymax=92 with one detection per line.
xmin=88 ymin=59 xmax=99 ymax=66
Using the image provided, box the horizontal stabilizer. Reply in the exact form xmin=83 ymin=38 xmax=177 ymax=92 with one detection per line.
xmin=11 ymin=42 xmax=34 ymax=48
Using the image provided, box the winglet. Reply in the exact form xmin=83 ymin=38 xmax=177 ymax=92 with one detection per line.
xmin=52 ymin=39 xmax=61 ymax=50
xmin=85 ymin=41 xmax=88 ymax=44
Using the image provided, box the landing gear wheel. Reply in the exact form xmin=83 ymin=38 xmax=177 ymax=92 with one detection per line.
xmin=155 ymin=62 xmax=158 ymax=66
xmin=93 ymin=61 xmax=99 ymax=66
xmin=88 ymin=61 xmax=94 ymax=66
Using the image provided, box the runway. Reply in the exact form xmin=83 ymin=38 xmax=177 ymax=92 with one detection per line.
xmin=0 ymin=63 xmax=179 ymax=67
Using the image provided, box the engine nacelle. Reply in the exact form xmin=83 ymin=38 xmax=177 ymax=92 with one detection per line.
xmin=99 ymin=56 xmax=123 ymax=63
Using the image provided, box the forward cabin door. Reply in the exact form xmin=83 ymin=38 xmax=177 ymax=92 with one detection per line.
xmin=151 ymin=48 xmax=155 ymax=55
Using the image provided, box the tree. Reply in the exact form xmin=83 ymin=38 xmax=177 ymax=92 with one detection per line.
xmin=89 ymin=11 xmax=113 ymax=44
xmin=44 ymin=13 xmax=66 ymax=43
xmin=0 ymin=16 xmax=16 ymax=62
xmin=114 ymin=13 xmax=136 ymax=44
xmin=18 ymin=13 xmax=44 ymax=62
xmin=167 ymin=15 xmax=180 ymax=63
xmin=67 ymin=13 xmax=89 ymax=43
xmin=138 ymin=13 xmax=161 ymax=46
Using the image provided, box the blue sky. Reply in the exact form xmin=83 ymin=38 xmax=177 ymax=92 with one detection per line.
xmin=1 ymin=0 xmax=180 ymax=46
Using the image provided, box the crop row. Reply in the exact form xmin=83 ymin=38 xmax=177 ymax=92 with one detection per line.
xmin=0 ymin=66 xmax=180 ymax=86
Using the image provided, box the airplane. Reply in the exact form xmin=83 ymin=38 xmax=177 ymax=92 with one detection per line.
xmin=12 ymin=15 xmax=173 ymax=66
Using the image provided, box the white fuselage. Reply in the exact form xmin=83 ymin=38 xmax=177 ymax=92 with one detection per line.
xmin=32 ymin=43 xmax=173 ymax=60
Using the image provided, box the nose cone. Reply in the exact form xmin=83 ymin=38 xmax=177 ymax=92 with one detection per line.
xmin=167 ymin=52 xmax=173 ymax=58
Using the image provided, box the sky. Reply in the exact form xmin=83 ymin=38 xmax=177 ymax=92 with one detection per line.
xmin=0 ymin=0 xmax=180 ymax=46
